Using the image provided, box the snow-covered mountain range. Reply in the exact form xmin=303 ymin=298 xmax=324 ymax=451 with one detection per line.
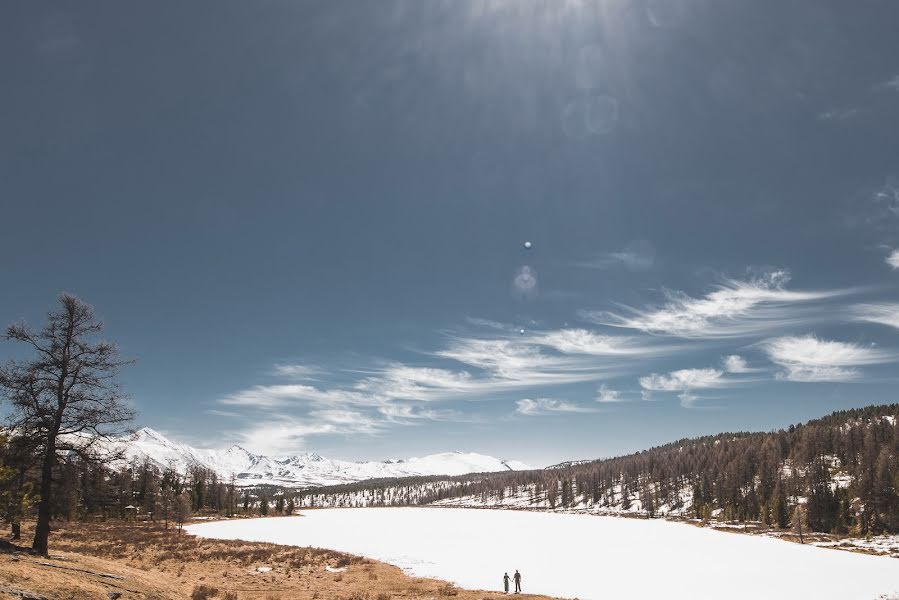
xmin=110 ymin=427 xmax=530 ymax=488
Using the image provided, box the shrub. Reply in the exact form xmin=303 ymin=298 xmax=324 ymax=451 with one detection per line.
xmin=191 ymin=585 xmax=219 ymax=600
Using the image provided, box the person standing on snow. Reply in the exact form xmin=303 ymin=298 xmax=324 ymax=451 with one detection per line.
xmin=513 ymin=569 xmax=522 ymax=593
xmin=503 ymin=572 xmax=510 ymax=594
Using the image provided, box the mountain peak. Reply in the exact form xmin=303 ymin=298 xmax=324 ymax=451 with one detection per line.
xmin=133 ymin=427 xmax=171 ymax=443
xmin=110 ymin=427 xmax=529 ymax=488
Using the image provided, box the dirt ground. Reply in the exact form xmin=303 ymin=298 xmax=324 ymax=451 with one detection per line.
xmin=0 ymin=520 xmax=560 ymax=600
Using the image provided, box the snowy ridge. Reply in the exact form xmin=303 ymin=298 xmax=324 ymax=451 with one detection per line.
xmin=109 ymin=428 xmax=530 ymax=488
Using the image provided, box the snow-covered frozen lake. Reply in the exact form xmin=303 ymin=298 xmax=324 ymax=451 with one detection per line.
xmin=188 ymin=508 xmax=899 ymax=600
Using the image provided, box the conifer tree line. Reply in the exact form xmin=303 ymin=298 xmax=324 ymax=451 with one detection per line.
xmin=0 ymin=443 xmax=300 ymax=529
xmin=299 ymin=404 xmax=899 ymax=537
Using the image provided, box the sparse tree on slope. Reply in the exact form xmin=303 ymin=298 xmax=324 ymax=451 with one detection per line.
xmin=0 ymin=294 xmax=134 ymax=555
xmin=174 ymin=491 xmax=192 ymax=531
xmin=792 ymin=504 xmax=808 ymax=544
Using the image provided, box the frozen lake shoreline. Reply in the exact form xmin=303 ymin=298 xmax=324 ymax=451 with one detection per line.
xmin=188 ymin=507 xmax=899 ymax=600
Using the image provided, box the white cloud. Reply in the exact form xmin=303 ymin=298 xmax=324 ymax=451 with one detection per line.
xmin=887 ymin=250 xmax=899 ymax=270
xmin=272 ymin=364 xmax=323 ymax=379
xmin=874 ymin=180 xmax=899 ymax=216
xmin=639 ymin=368 xmax=726 ymax=392
xmin=677 ymin=392 xmax=699 ymax=408
xmin=639 ymin=367 xmax=734 ymax=408
xmin=818 ymin=108 xmax=858 ymax=121
xmin=878 ymin=74 xmax=899 ymax=92
xmin=234 ymin=412 xmax=382 ymax=456
xmin=596 ymin=384 xmax=625 ymax=403
xmin=723 ymin=355 xmax=752 ymax=373
xmin=515 ymin=398 xmax=596 ymax=416
xmin=584 ymin=270 xmax=845 ymax=338
xmin=354 ymin=364 xmax=478 ymax=401
xmin=377 ymin=404 xmax=463 ymax=422
xmin=534 ymin=329 xmax=664 ymax=356
xmin=577 ymin=240 xmax=655 ymax=271
xmin=465 ymin=317 xmax=508 ymax=330
xmin=436 ymin=338 xmax=602 ymax=386
xmin=854 ymin=303 xmax=899 ymax=331
xmin=220 ymin=383 xmax=379 ymax=408
xmin=761 ymin=335 xmax=896 ymax=382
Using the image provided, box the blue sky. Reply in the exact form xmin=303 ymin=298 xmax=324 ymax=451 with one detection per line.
xmin=2 ymin=1 xmax=899 ymax=465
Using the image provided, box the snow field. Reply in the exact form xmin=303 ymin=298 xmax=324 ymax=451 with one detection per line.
xmin=188 ymin=508 xmax=899 ymax=600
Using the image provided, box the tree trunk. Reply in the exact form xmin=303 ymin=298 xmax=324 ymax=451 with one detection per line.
xmin=11 ymin=522 xmax=20 ymax=540
xmin=32 ymin=436 xmax=56 ymax=556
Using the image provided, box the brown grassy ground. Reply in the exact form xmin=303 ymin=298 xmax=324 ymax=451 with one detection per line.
xmin=0 ymin=520 xmax=560 ymax=600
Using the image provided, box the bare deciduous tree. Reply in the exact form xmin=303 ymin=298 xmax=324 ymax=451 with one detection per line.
xmin=0 ymin=294 xmax=134 ymax=555
xmin=174 ymin=491 xmax=192 ymax=531
xmin=792 ymin=504 xmax=808 ymax=544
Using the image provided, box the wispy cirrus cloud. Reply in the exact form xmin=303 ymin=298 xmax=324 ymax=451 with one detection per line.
xmin=877 ymin=74 xmax=899 ymax=92
xmin=221 ymin=383 xmax=379 ymax=408
xmin=576 ymin=240 xmax=655 ymax=271
xmin=217 ymin=324 xmax=652 ymax=450
xmin=272 ymin=364 xmax=324 ymax=380
xmin=515 ymin=398 xmax=596 ymax=416
xmin=464 ymin=317 xmax=508 ymax=330
xmin=354 ymin=364 xmax=479 ymax=400
xmin=435 ymin=338 xmax=601 ymax=386
xmin=533 ymin=328 xmax=668 ymax=357
xmin=582 ymin=270 xmax=847 ymax=339
xmin=854 ymin=303 xmax=899 ymax=331
xmin=233 ymin=413 xmax=382 ymax=456
xmin=761 ymin=335 xmax=896 ymax=382
xmin=377 ymin=404 xmax=465 ymax=423
xmin=818 ymin=108 xmax=859 ymax=121
xmin=887 ymin=249 xmax=899 ymax=270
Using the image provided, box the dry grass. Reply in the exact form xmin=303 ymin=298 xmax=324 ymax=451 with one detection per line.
xmin=0 ymin=520 xmax=558 ymax=600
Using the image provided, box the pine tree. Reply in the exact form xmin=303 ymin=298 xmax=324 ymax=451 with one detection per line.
xmin=0 ymin=435 xmax=34 ymax=540
xmin=872 ymin=447 xmax=897 ymax=533
xmin=772 ymin=480 xmax=789 ymax=529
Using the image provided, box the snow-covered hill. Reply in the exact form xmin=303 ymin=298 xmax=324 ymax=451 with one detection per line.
xmin=110 ymin=427 xmax=530 ymax=488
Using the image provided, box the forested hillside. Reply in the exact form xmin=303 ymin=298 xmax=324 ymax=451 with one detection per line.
xmin=296 ymin=404 xmax=899 ymax=536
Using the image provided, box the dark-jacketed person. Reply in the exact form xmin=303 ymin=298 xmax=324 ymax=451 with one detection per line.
xmin=513 ymin=569 xmax=522 ymax=593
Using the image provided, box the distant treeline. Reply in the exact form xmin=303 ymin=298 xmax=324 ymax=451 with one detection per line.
xmin=296 ymin=404 xmax=899 ymax=536
xmin=4 ymin=404 xmax=898 ymax=538
xmin=1 ymin=444 xmax=298 ymax=537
